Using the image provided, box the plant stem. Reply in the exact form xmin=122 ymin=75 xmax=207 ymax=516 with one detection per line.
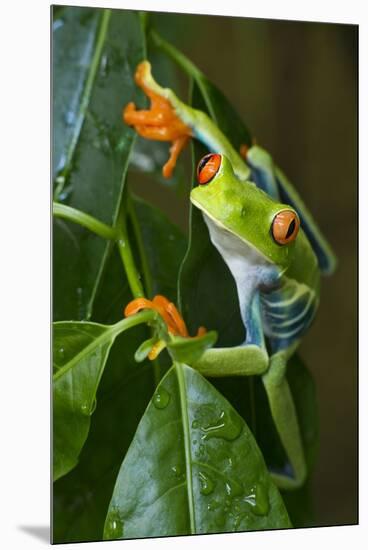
xmin=150 ymin=30 xmax=202 ymax=81
xmin=111 ymin=309 xmax=158 ymax=338
xmin=53 ymin=202 xmax=117 ymax=240
xmin=115 ymin=190 xmax=145 ymax=299
xmin=127 ymin=194 xmax=154 ymax=297
xmin=150 ymin=30 xmax=218 ymax=124
xmin=127 ymin=192 xmax=164 ymax=385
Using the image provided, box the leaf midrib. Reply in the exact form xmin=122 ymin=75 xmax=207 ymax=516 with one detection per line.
xmin=53 ymin=312 xmax=155 ymax=381
xmin=58 ymin=9 xmax=112 ymax=183
xmin=175 ymin=363 xmax=196 ymax=534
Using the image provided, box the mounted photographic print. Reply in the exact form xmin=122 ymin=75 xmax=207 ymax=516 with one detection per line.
xmin=52 ymin=4 xmax=358 ymax=544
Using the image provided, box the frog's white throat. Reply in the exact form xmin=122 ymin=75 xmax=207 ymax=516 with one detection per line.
xmin=202 ymin=212 xmax=275 ymax=324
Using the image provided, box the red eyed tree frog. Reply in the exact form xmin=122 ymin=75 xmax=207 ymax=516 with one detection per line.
xmin=124 ymin=61 xmax=336 ymax=490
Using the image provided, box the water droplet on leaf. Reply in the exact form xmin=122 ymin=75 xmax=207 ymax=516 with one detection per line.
xmin=171 ymin=465 xmax=182 ymax=478
xmin=198 ymin=409 xmax=242 ymax=441
xmin=207 ymin=499 xmax=221 ymax=511
xmin=81 ymin=398 xmax=97 ymax=416
xmin=64 ymin=110 xmax=76 ymax=127
xmin=225 ymin=478 xmax=243 ymax=497
xmin=244 ymin=483 xmax=269 ymax=516
xmin=105 ymin=509 xmax=124 ymax=539
xmin=198 ymin=471 xmax=215 ymax=495
xmin=153 ymin=387 xmax=170 ymax=409
xmin=81 ymin=403 xmax=89 ymax=415
xmin=99 ymin=53 xmax=110 ymax=78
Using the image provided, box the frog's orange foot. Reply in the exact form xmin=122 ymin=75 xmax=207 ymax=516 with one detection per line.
xmin=124 ymin=294 xmax=207 ymax=360
xmin=123 ymin=61 xmax=192 ymax=179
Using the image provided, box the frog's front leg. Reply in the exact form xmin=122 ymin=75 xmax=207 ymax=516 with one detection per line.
xmin=193 ymin=292 xmax=269 ymax=377
xmin=262 ymin=345 xmax=307 ymax=489
xmin=123 ymin=62 xmax=192 ymax=178
xmin=123 ymin=61 xmax=250 ymax=180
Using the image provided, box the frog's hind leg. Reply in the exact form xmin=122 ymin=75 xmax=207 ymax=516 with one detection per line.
xmin=261 ymin=345 xmax=307 ymax=490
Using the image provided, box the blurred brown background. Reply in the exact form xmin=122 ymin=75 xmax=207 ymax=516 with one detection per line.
xmin=130 ymin=12 xmax=358 ymax=527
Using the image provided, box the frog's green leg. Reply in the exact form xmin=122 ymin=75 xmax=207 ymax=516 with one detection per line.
xmin=245 ymin=144 xmax=337 ymax=275
xmin=261 ymin=345 xmax=307 ymax=489
xmin=193 ymin=293 xmax=269 ymax=377
xmin=124 ymin=60 xmax=250 ymax=181
xmin=193 ymin=344 xmax=269 ymax=377
xmin=241 ymin=144 xmax=280 ymax=199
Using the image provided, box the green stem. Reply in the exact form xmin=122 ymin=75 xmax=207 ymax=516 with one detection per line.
xmin=150 ymin=30 xmax=202 ymax=81
xmin=53 ymin=202 xmax=117 ymax=240
xmin=127 ymin=192 xmax=163 ymax=384
xmin=110 ymin=309 xmax=157 ymax=338
xmin=149 ymin=30 xmax=217 ymax=122
xmin=115 ymin=191 xmax=145 ymax=299
xmin=127 ymin=194 xmax=153 ymax=297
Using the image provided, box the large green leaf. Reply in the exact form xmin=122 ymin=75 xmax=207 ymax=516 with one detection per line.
xmin=104 ymin=363 xmax=291 ymax=539
xmin=53 ymin=199 xmax=187 ymax=543
xmin=52 ymin=6 xmax=145 ymax=321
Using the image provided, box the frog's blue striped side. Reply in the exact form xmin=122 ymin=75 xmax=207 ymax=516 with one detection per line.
xmin=261 ymin=276 xmax=319 ymax=352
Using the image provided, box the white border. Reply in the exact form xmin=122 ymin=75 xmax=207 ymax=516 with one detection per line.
xmin=1 ymin=1 xmax=365 ymax=549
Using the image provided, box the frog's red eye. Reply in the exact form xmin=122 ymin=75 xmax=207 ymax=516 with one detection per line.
xmin=271 ymin=210 xmax=300 ymax=245
xmin=197 ymin=154 xmax=222 ymax=185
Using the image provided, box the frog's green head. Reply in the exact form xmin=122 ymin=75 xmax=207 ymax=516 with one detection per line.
xmin=190 ymin=154 xmax=301 ymax=268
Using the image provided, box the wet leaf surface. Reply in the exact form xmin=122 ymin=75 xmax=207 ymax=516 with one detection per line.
xmin=104 ymin=364 xmax=291 ymax=539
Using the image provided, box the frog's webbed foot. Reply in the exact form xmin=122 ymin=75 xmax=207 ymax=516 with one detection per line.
xmin=123 ymin=61 xmax=193 ymax=178
xmin=124 ymin=294 xmax=206 ymax=359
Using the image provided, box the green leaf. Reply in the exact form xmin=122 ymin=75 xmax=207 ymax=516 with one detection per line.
xmin=168 ymin=331 xmax=218 ymax=364
xmin=53 ymin=321 xmax=115 ymax=481
xmin=52 ymin=6 xmax=146 ymax=321
xmin=104 ymin=364 xmax=291 ymax=539
xmin=131 ymin=194 xmax=187 ymax=301
xmin=53 ymin=313 xmax=154 ymax=481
